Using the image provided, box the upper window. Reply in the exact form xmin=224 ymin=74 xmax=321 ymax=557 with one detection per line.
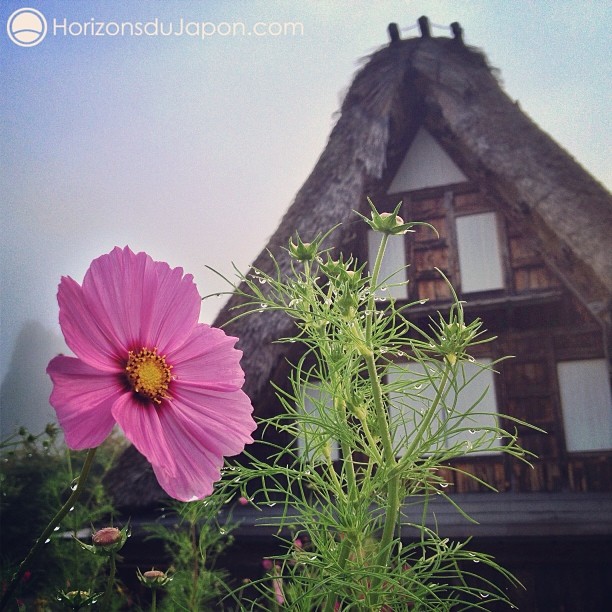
xmin=367 ymin=231 xmax=409 ymax=299
xmin=387 ymin=358 xmax=502 ymax=456
xmin=455 ymin=212 xmax=504 ymax=293
xmin=557 ymin=359 xmax=612 ymax=452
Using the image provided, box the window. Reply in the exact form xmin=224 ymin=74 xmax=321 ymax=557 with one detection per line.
xmin=367 ymin=231 xmax=408 ymax=299
xmin=456 ymin=212 xmax=504 ymax=293
xmin=296 ymin=382 xmax=340 ymax=461
xmin=557 ymin=359 xmax=612 ymax=452
xmin=387 ymin=358 xmax=502 ymax=456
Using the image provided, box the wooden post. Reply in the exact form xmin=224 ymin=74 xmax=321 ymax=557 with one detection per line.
xmin=451 ymin=22 xmax=464 ymax=44
xmin=418 ymin=16 xmax=431 ymax=38
xmin=388 ymin=22 xmax=400 ymax=43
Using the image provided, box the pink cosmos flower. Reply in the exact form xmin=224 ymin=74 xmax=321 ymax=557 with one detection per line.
xmin=46 ymin=246 xmax=256 ymax=502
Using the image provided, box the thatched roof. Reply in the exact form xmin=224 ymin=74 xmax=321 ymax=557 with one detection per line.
xmin=106 ymin=19 xmax=612 ymax=509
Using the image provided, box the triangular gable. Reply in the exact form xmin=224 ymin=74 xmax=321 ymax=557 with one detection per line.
xmin=387 ymin=127 xmax=468 ymax=193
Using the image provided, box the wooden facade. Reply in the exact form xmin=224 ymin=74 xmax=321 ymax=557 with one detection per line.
xmin=357 ymin=179 xmax=612 ymax=498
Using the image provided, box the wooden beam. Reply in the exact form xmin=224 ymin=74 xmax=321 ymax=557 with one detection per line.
xmin=125 ymin=492 xmax=612 ymax=540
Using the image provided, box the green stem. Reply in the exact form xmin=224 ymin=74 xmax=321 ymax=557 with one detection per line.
xmin=151 ymin=589 xmax=157 ymax=612
xmin=325 ymin=437 xmax=345 ymax=501
xmin=323 ymin=382 xmax=358 ymax=612
xmin=336 ymin=396 xmax=357 ymax=497
xmin=323 ymin=535 xmax=351 ymax=612
xmin=100 ymin=551 xmax=117 ymax=611
xmin=399 ymin=363 xmax=452 ymax=468
xmin=364 ymin=233 xmax=403 ymax=607
xmin=358 ymin=416 xmax=383 ymax=465
xmin=365 ymin=350 xmax=400 ymax=564
xmin=190 ymin=520 xmax=199 ymax=611
xmin=364 ymin=233 xmax=396 ymax=470
xmin=0 ymin=447 xmax=98 ymax=611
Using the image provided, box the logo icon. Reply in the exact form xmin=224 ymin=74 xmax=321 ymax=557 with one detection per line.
xmin=6 ymin=8 xmax=47 ymax=47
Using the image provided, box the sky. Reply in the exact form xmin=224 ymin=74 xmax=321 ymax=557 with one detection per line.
xmin=1 ymin=0 xmax=610 ymax=437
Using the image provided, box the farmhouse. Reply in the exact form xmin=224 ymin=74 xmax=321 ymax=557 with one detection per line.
xmin=108 ymin=18 xmax=612 ymax=610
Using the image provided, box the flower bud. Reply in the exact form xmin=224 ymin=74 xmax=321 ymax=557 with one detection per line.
xmin=428 ymin=293 xmax=484 ymax=365
xmin=90 ymin=525 xmax=128 ymax=555
xmin=137 ymin=568 xmax=172 ymax=589
xmin=261 ymin=558 xmax=274 ymax=571
xmin=44 ymin=423 xmax=59 ymax=438
xmin=320 ymin=254 xmax=364 ymax=288
xmin=288 ymin=234 xmax=319 ymax=262
xmin=336 ymin=291 xmax=358 ymax=319
xmin=351 ymin=403 xmax=368 ymax=423
xmin=92 ymin=527 xmax=121 ymax=547
xmin=322 ymin=441 xmax=334 ymax=463
xmin=356 ymin=198 xmax=430 ymax=237
xmin=365 ymin=206 xmax=414 ymax=235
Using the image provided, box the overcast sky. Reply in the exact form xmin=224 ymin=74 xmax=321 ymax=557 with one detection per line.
xmin=1 ymin=0 xmax=610 ymax=436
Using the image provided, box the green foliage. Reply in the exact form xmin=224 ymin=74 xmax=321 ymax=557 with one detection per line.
xmin=144 ymin=494 xmax=234 ymax=611
xmin=0 ymin=426 xmax=126 ymax=609
xmin=213 ymin=205 xmax=539 ymax=610
xmin=2 ymin=204 xmax=542 ymax=611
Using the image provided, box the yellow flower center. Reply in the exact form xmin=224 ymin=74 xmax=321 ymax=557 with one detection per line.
xmin=125 ymin=347 xmax=172 ymax=404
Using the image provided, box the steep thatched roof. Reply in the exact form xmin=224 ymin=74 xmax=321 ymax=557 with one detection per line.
xmin=216 ymin=19 xmax=612 ymax=402
xmin=106 ymin=20 xmax=612 ymax=508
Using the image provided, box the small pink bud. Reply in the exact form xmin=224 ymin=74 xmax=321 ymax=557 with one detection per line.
xmin=137 ymin=568 xmax=172 ymax=589
xmin=143 ymin=570 xmax=165 ymax=580
xmin=261 ymin=558 xmax=273 ymax=571
xmin=92 ymin=527 xmax=122 ymax=548
xmin=380 ymin=211 xmax=405 ymax=225
xmin=89 ymin=525 xmax=128 ymax=555
xmin=238 ymin=496 xmax=249 ymax=506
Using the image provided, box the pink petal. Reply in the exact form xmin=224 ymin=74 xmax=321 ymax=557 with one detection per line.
xmin=155 ymin=389 xmax=255 ymax=501
xmin=57 ymin=276 xmax=124 ymax=372
xmin=82 ymin=247 xmax=200 ymax=355
xmin=151 ymin=406 xmax=225 ymax=501
xmin=171 ymin=385 xmax=256 ymax=453
xmin=153 ymin=390 xmax=255 ymax=501
xmin=111 ymin=393 xmax=177 ymax=476
xmin=169 ymin=324 xmax=245 ymax=391
xmin=81 ymin=246 xmax=148 ymax=352
xmin=46 ymin=355 xmax=120 ymax=449
xmin=144 ymin=260 xmax=202 ymax=355
xmin=113 ymin=385 xmax=255 ymax=501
